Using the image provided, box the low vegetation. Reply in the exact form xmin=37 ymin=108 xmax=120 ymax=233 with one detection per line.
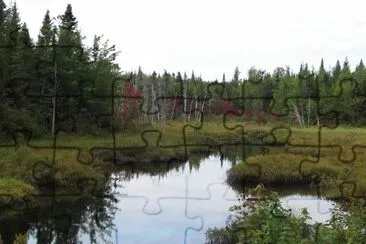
xmin=228 ymin=125 xmax=366 ymax=197
xmin=205 ymin=186 xmax=366 ymax=244
xmin=2 ymin=121 xmax=366 ymax=199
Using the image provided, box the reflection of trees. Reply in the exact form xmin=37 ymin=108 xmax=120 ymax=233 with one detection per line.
xmin=0 ymin=146 xmax=268 ymax=243
xmin=0 ymin=176 xmax=118 ymax=244
xmin=115 ymin=145 xmax=267 ymax=181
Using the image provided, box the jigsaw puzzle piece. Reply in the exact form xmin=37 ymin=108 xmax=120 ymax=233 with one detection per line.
xmin=110 ymin=74 xmax=162 ymax=117
xmin=115 ymin=196 xmax=203 ymax=244
xmin=118 ymin=169 xmax=187 ymax=215
xmin=27 ymin=44 xmax=92 ymax=99
xmin=113 ymin=170 xmax=204 ymax=243
xmin=281 ymin=194 xmax=335 ymax=224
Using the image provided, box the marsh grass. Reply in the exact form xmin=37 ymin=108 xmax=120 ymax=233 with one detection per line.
xmin=2 ymin=121 xmax=366 ymax=198
xmin=218 ymin=122 xmax=366 ymax=197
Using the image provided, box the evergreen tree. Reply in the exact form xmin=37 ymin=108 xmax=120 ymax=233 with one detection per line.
xmin=233 ymin=66 xmax=240 ymax=82
xmin=1 ymin=2 xmax=21 ymax=78
xmin=0 ymin=0 xmax=8 ymax=81
xmin=5 ymin=2 xmax=21 ymax=44
xmin=58 ymin=4 xmax=78 ymax=34
xmin=342 ymin=57 xmax=350 ymax=73
xmin=191 ymin=71 xmax=195 ymax=82
xmin=57 ymin=4 xmax=83 ymax=59
xmin=356 ymin=59 xmax=365 ymax=71
xmin=332 ymin=60 xmax=341 ymax=80
xmin=55 ymin=4 xmax=87 ymax=131
xmin=319 ymin=58 xmax=325 ymax=73
xmin=0 ymin=0 xmax=6 ymax=24
xmin=10 ymin=23 xmax=34 ymax=77
xmin=37 ymin=10 xmax=53 ymax=47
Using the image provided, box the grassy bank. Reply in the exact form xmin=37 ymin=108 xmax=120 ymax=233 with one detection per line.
xmin=0 ymin=120 xmax=248 ymax=203
xmin=2 ymin=121 xmax=366 ymax=202
xmin=227 ymin=125 xmax=366 ymax=197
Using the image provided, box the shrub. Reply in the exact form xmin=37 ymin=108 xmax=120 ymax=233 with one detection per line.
xmin=205 ymin=185 xmax=366 ymax=244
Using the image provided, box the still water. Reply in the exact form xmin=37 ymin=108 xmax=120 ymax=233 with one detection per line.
xmin=21 ymin=154 xmax=336 ymax=244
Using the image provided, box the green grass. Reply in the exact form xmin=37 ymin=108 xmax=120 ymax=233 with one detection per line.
xmin=0 ymin=121 xmax=246 ymax=198
xmin=2 ymin=121 xmax=366 ymax=199
xmin=229 ymin=149 xmax=366 ymax=198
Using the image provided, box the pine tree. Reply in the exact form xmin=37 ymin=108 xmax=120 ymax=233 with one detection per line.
xmin=5 ymin=2 xmax=21 ymax=44
xmin=233 ymin=66 xmax=240 ymax=82
xmin=10 ymin=23 xmax=34 ymax=77
xmin=58 ymin=4 xmax=78 ymax=33
xmin=37 ymin=10 xmax=53 ymax=47
xmin=1 ymin=2 xmax=21 ymax=78
xmin=332 ymin=60 xmax=341 ymax=80
xmin=0 ymin=0 xmax=8 ymax=81
xmin=57 ymin=4 xmax=83 ymax=58
xmin=191 ymin=71 xmax=195 ymax=82
xmin=319 ymin=58 xmax=325 ymax=73
xmin=55 ymin=4 xmax=87 ymax=130
xmin=356 ymin=59 xmax=365 ymax=71
xmin=342 ymin=57 xmax=350 ymax=73
xmin=0 ymin=0 xmax=7 ymax=24
xmin=317 ymin=58 xmax=329 ymax=86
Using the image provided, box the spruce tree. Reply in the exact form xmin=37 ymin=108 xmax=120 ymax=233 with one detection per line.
xmin=356 ymin=59 xmax=365 ymax=71
xmin=59 ymin=4 xmax=77 ymax=32
xmin=56 ymin=4 xmax=86 ymax=128
xmin=10 ymin=23 xmax=34 ymax=77
xmin=0 ymin=0 xmax=8 ymax=80
xmin=5 ymin=2 xmax=21 ymax=44
xmin=342 ymin=57 xmax=350 ymax=73
xmin=37 ymin=10 xmax=53 ymax=47
xmin=233 ymin=66 xmax=240 ymax=82
xmin=319 ymin=58 xmax=325 ymax=73
xmin=332 ymin=60 xmax=341 ymax=80
xmin=0 ymin=0 xmax=6 ymax=24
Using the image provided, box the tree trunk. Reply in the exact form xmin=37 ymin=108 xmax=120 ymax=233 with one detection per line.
xmin=51 ymin=60 xmax=57 ymax=138
xmin=187 ymin=99 xmax=193 ymax=122
xmin=170 ymin=93 xmax=177 ymax=121
xmin=291 ymin=101 xmax=303 ymax=128
xmin=307 ymin=96 xmax=311 ymax=126
xmin=198 ymin=95 xmax=207 ymax=122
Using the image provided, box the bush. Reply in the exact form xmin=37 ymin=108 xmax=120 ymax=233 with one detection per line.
xmin=205 ymin=185 xmax=366 ymax=244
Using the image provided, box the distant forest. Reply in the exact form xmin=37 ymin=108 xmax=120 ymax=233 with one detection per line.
xmin=1 ymin=2 xmax=365 ymax=140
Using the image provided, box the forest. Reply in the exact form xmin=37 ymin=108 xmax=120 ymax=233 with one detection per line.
xmin=0 ymin=1 xmax=365 ymax=143
xmin=1 ymin=1 xmax=366 ymax=243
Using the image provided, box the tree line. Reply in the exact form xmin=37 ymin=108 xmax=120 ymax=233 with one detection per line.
xmin=1 ymin=1 xmax=365 ymax=140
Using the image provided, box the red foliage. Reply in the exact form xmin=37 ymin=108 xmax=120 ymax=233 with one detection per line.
xmin=220 ymin=100 xmax=238 ymax=116
xmin=120 ymin=83 xmax=141 ymax=120
xmin=123 ymin=83 xmax=141 ymax=99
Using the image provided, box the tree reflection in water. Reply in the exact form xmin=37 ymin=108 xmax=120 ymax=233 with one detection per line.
xmin=0 ymin=145 xmax=264 ymax=243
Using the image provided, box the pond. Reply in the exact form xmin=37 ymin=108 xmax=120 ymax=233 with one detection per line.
xmin=1 ymin=148 xmax=337 ymax=244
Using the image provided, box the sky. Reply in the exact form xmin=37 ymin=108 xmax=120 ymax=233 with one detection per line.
xmin=8 ymin=0 xmax=366 ymax=81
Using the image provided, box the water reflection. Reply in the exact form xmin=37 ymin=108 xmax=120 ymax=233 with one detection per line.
xmin=0 ymin=146 xmax=337 ymax=243
xmin=1 ymin=179 xmax=118 ymax=244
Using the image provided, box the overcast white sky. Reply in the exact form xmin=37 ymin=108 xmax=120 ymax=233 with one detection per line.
xmin=8 ymin=0 xmax=366 ymax=80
